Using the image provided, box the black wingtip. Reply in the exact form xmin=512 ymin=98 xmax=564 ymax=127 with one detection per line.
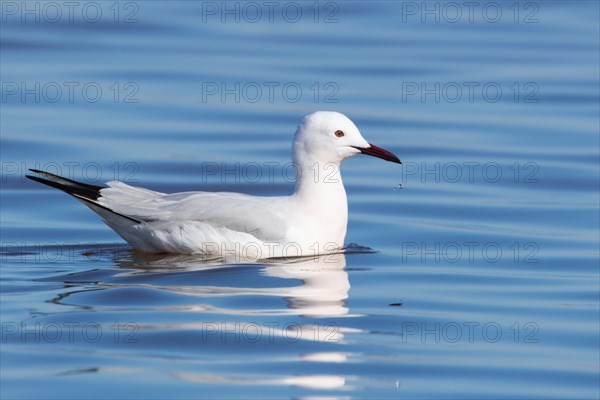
xmin=27 ymin=170 xmax=143 ymax=224
xmin=26 ymin=170 xmax=104 ymax=201
xmin=29 ymin=169 xmax=104 ymax=189
xmin=25 ymin=174 xmax=46 ymax=183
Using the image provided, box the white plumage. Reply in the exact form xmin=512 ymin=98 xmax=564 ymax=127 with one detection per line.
xmin=28 ymin=111 xmax=401 ymax=258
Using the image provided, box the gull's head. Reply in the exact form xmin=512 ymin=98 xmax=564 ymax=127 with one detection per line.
xmin=293 ymin=111 xmax=401 ymax=165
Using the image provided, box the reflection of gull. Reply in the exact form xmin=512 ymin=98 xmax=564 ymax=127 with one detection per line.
xmin=262 ymin=253 xmax=350 ymax=317
xmin=114 ymin=252 xmax=352 ymax=318
xmin=47 ymin=251 xmax=355 ymax=318
xmin=45 ymin=250 xmax=361 ymax=392
xmin=174 ymin=372 xmax=347 ymax=390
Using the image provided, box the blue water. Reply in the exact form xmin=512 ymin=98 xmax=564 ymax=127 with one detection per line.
xmin=1 ymin=1 xmax=599 ymax=399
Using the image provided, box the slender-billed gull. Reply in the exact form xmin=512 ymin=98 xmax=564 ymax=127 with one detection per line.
xmin=27 ymin=111 xmax=400 ymax=258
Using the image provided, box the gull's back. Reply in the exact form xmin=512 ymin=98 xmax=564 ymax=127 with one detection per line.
xmin=98 ymin=181 xmax=293 ymax=255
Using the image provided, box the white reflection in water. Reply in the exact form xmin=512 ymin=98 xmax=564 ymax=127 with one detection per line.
xmin=174 ymin=371 xmax=348 ymax=390
xmin=113 ymin=251 xmax=353 ymax=318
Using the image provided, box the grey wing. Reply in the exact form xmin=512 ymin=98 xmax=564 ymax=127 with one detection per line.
xmin=99 ymin=181 xmax=290 ymax=242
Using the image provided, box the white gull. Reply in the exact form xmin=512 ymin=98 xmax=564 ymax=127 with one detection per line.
xmin=27 ymin=111 xmax=400 ymax=258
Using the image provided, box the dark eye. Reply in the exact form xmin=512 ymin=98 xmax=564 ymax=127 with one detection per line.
xmin=334 ymin=130 xmax=345 ymax=138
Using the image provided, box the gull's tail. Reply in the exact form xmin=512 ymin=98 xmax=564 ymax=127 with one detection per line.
xmin=26 ymin=169 xmax=104 ymax=201
xmin=26 ymin=169 xmax=142 ymax=224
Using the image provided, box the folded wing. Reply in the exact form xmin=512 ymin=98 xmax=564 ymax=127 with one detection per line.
xmin=99 ymin=181 xmax=289 ymax=243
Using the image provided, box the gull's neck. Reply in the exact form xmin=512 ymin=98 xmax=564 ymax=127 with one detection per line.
xmin=292 ymin=150 xmax=348 ymax=222
xmin=288 ymin=129 xmax=349 ymax=249
xmin=291 ymin=156 xmax=348 ymax=249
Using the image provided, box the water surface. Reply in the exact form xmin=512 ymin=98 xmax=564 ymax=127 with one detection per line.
xmin=1 ymin=1 xmax=599 ymax=399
